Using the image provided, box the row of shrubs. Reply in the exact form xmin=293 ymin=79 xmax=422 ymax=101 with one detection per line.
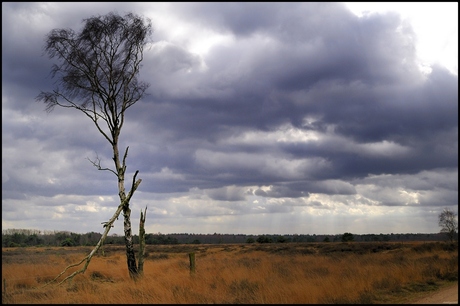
xmin=247 ymin=232 xmax=355 ymax=244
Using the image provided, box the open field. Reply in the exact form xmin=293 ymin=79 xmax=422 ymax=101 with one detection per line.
xmin=2 ymin=241 xmax=458 ymax=304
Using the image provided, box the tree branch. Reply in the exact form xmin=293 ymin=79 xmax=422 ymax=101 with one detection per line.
xmin=42 ymin=202 xmax=125 ymax=286
xmin=86 ymin=154 xmax=117 ymax=176
xmin=122 ymin=146 xmax=129 ymax=176
xmin=126 ymin=170 xmax=141 ymax=205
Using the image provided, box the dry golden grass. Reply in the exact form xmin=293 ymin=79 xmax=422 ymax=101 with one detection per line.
xmin=2 ymin=242 xmax=458 ymax=304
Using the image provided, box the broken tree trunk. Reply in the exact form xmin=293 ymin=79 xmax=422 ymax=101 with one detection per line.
xmin=138 ymin=206 xmax=147 ymax=275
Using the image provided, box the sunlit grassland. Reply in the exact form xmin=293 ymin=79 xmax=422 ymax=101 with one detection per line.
xmin=2 ymin=241 xmax=458 ymax=304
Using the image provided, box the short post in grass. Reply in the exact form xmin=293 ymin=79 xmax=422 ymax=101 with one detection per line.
xmin=189 ymin=252 xmax=196 ymax=275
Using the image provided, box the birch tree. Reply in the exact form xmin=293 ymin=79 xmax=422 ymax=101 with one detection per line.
xmin=36 ymin=11 xmax=152 ymax=282
xmin=438 ymin=208 xmax=458 ymax=242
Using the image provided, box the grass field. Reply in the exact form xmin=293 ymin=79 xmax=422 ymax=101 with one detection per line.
xmin=2 ymin=241 xmax=458 ymax=304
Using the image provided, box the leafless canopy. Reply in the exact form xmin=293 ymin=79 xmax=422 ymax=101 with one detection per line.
xmin=36 ymin=12 xmax=152 ymax=145
xmin=438 ymin=208 xmax=458 ymax=242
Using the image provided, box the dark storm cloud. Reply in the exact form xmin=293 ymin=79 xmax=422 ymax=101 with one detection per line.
xmin=2 ymin=2 xmax=151 ymax=112
xmin=206 ymin=186 xmax=247 ymax=202
xmin=133 ymin=3 xmax=457 ymax=194
xmin=254 ymin=179 xmax=356 ymax=198
xmin=2 ymin=2 xmax=457 ymax=235
xmin=171 ymin=2 xmax=295 ymax=36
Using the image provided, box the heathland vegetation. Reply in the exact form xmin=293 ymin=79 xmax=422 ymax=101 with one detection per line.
xmin=2 ymin=241 xmax=457 ymax=303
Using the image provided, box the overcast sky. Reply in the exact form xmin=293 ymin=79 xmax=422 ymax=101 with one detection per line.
xmin=2 ymin=2 xmax=458 ymax=236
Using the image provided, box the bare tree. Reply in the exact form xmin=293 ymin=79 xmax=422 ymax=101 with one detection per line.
xmin=36 ymin=12 xmax=152 ymax=282
xmin=438 ymin=208 xmax=458 ymax=242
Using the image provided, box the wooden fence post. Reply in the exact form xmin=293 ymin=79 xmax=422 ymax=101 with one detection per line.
xmin=189 ymin=252 xmax=196 ymax=275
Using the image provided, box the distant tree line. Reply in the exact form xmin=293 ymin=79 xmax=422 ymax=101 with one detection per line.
xmin=1 ymin=230 xmax=103 ymax=247
xmin=1 ymin=229 xmax=450 ymax=248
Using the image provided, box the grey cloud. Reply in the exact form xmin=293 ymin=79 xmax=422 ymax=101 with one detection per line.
xmin=254 ymin=185 xmax=308 ymax=198
xmin=205 ymin=186 xmax=247 ymax=202
xmin=149 ymin=42 xmax=202 ymax=74
xmin=354 ymin=169 xmax=458 ymax=192
xmin=253 ymin=179 xmax=356 ymax=199
xmin=171 ymin=2 xmax=300 ymax=36
xmin=2 ymin=3 xmax=457 ymax=235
